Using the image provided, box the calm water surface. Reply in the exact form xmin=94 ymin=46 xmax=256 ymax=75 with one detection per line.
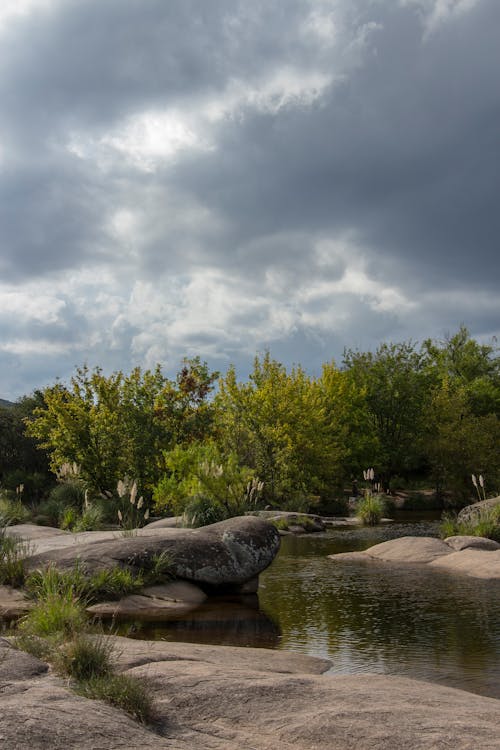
xmin=131 ymin=517 xmax=500 ymax=699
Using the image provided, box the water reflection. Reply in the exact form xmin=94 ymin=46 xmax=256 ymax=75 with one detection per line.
xmin=259 ymin=524 xmax=500 ymax=698
xmin=122 ymin=596 xmax=281 ymax=649
xmin=110 ymin=518 xmax=499 ymax=698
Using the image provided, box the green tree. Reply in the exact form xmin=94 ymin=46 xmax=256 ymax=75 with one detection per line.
xmin=26 ymin=359 xmax=218 ymax=497
xmin=422 ymin=378 xmax=500 ymax=502
xmin=343 ymin=342 xmax=431 ymax=482
xmin=215 ymin=353 xmax=344 ymax=509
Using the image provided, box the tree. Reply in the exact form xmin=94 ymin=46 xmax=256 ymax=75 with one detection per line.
xmin=26 ymin=359 xmax=218 ymax=497
xmin=215 ymin=353 xmax=344 ymax=509
xmin=343 ymin=342 xmax=431 ymax=482
xmin=422 ymin=378 xmax=500 ymax=502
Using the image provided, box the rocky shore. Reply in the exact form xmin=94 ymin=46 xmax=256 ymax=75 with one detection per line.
xmin=1 ymin=635 xmax=499 ymax=749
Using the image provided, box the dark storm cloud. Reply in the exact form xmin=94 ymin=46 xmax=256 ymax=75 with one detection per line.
xmin=0 ymin=0 xmax=499 ymax=398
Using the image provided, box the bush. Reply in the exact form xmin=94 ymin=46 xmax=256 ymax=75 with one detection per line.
xmin=0 ymin=495 xmax=31 ymax=524
xmin=356 ymin=493 xmax=386 ymax=526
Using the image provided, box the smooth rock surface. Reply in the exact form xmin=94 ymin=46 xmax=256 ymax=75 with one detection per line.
xmin=2 ymin=636 xmax=499 ymax=749
xmin=0 ymin=585 xmax=32 ymax=617
xmin=329 ymin=535 xmax=500 ymax=579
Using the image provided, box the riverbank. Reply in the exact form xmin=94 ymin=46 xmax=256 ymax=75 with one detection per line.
xmin=1 ymin=635 xmax=499 ymax=749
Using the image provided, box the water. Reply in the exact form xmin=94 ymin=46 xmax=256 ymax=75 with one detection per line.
xmin=124 ymin=517 xmax=500 ymax=698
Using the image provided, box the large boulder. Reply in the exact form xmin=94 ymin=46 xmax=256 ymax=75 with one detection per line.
xmin=457 ymin=496 xmax=500 ymax=523
xmin=23 ymin=516 xmax=280 ymax=592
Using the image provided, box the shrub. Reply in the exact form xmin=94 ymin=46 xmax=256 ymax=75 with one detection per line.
xmin=25 ymin=563 xmax=145 ymax=604
xmin=73 ymin=504 xmax=105 ymax=532
xmin=76 ymin=673 xmax=155 ymax=724
xmin=0 ymin=495 xmax=31 ymax=524
xmin=356 ymin=493 xmax=386 ymax=526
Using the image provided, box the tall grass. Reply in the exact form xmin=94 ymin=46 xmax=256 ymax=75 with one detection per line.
xmin=356 ymin=493 xmax=386 ymax=526
xmin=440 ymin=504 xmax=500 ymax=542
xmin=0 ymin=522 xmax=30 ymax=586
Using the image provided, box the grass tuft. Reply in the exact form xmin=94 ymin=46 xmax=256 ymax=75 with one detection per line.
xmin=76 ymin=673 xmax=155 ymax=724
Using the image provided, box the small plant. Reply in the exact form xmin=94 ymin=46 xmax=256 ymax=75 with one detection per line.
xmin=25 ymin=562 xmax=145 ymax=604
xmin=76 ymin=673 xmax=155 ymax=724
xmin=143 ymin=551 xmax=174 ymax=585
xmin=440 ymin=506 xmax=500 ymax=543
xmin=0 ymin=495 xmax=31 ymax=525
xmin=356 ymin=492 xmax=386 ymax=526
xmin=116 ymin=478 xmax=150 ymax=531
xmin=471 ymin=474 xmax=487 ymax=502
xmin=19 ymin=590 xmax=88 ymax=638
xmin=57 ymin=634 xmax=115 ymax=681
xmin=73 ymin=503 xmax=104 ymax=532
xmin=0 ymin=522 xmax=30 ymax=586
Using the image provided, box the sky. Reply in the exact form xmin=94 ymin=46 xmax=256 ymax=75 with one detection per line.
xmin=1 ymin=0 xmax=499 ymax=399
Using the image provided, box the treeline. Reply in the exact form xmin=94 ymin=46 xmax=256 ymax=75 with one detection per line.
xmin=2 ymin=326 xmax=499 ymax=521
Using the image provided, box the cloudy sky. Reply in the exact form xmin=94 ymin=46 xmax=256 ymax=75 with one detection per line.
xmin=1 ymin=0 xmax=499 ymax=398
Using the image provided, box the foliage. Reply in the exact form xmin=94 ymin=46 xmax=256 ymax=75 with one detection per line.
xmin=26 ymin=359 xmax=218 ymax=498
xmin=19 ymin=590 xmax=87 ymax=638
xmin=215 ymin=353 xmax=346 ymax=509
xmin=0 ymin=493 xmax=31 ymax=524
xmin=343 ymin=341 xmax=430 ymax=481
xmin=154 ymin=439 xmax=262 ymax=523
xmin=440 ymin=504 xmax=500 ymax=543
xmin=114 ymin=477 xmax=150 ymax=530
xmin=57 ymin=634 xmax=115 ymax=681
xmin=25 ymin=562 xmax=145 ymax=604
xmin=422 ymin=379 xmax=500 ymax=501
xmin=356 ymin=492 xmax=386 ymax=526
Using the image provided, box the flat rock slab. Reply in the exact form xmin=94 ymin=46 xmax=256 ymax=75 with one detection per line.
xmin=1 ymin=637 xmax=499 ymax=749
xmin=21 ymin=516 xmax=281 ymax=590
xmin=87 ymin=581 xmax=207 ymax=620
xmin=329 ymin=535 xmax=500 ymax=579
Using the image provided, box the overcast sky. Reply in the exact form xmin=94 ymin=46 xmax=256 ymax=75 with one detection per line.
xmin=1 ymin=0 xmax=499 ymax=399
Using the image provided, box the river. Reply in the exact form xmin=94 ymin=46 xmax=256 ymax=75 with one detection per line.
xmin=128 ymin=515 xmax=500 ymax=699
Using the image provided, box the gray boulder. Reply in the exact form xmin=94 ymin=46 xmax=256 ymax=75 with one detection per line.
xmin=24 ymin=516 xmax=280 ymax=592
xmin=458 ymin=496 xmax=500 ymax=523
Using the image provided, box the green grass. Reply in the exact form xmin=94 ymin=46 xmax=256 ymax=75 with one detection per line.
xmin=19 ymin=590 xmax=88 ymax=637
xmin=57 ymin=634 xmax=115 ymax=681
xmin=25 ymin=562 xmax=146 ymax=604
xmin=76 ymin=673 xmax=155 ymax=724
xmin=356 ymin=493 xmax=386 ymax=526
xmin=440 ymin=505 xmax=500 ymax=542
xmin=0 ymin=524 xmax=30 ymax=586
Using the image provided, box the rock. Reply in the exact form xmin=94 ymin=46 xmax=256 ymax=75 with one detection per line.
xmin=1 ymin=636 xmax=499 ymax=749
xmin=143 ymin=516 xmax=183 ymax=528
xmin=329 ymin=535 xmax=500 ymax=579
xmin=0 ymin=584 xmax=33 ymax=617
xmin=458 ymin=496 xmax=500 ymax=523
xmin=23 ymin=516 xmax=281 ymax=592
xmin=87 ymin=580 xmax=207 ymax=620
xmin=429 ymin=548 xmax=500 ymax=579
xmin=253 ymin=511 xmax=326 ymax=534
xmin=444 ymin=535 xmax=500 ymax=551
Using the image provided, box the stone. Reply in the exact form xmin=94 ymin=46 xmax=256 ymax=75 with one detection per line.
xmin=329 ymin=535 xmax=500 ymax=579
xmin=0 ymin=584 xmax=33 ymax=617
xmin=457 ymin=496 xmax=500 ymax=523
xmin=86 ymin=580 xmax=207 ymax=620
xmin=1 ymin=636 xmax=499 ymax=749
xmin=444 ymin=535 xmax=500 ymax=551
xmin=22 ymin=516 xmax=281 ymax=591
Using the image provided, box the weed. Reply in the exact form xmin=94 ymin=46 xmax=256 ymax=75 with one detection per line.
xmin=356 ymin=493 xmax=386 ymax=526
xmin=57 ymin=634 xmax=115 ymax=681
xmin=76 ymin=673 xmax=155 ymax=724
xmin=0 ymin=523 xmax=30 ymax=586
